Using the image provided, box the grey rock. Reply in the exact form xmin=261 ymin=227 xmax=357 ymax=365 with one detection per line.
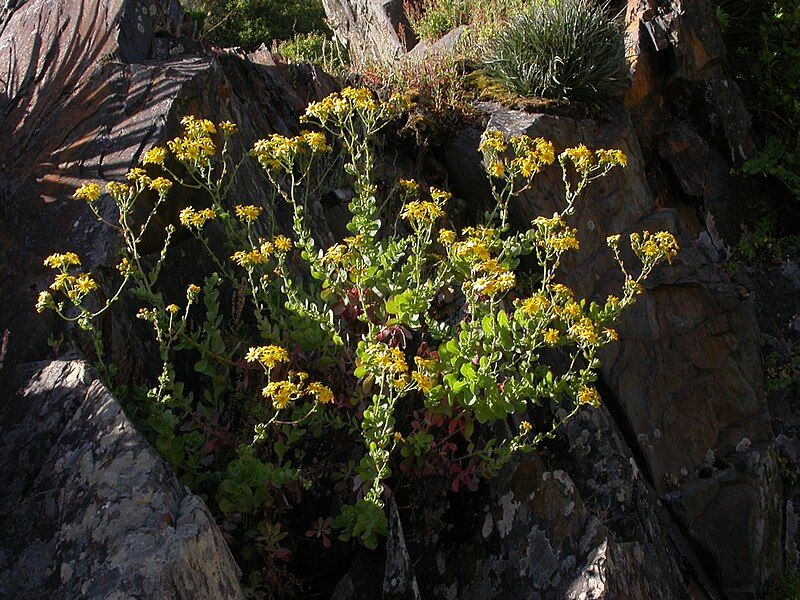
xmin=0 ymin=358 xmax=243 ymax=599
xmin=322 ymin=0 xmax=414 ymax=65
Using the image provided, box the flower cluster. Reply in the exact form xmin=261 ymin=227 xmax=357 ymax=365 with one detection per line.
xmin=231 ymin=235 xmax=292 ymax=269
xmin=356 ymin=342 xmax=410 ymax=388
xmin=630 ymin=230 xmax=680 ymax=265
xmin=480 ymin=130 xmax=556 ymax=181
xmin=234 ymin=204 xmax=264 ymax=224
xmin=251 ymin=131 xmax=331 ymax=174
xmin=246 ymin=345 xmax=290 ymax=369
xmin=179 ymin=207 xmax=217 ymax=230
xmin=262 ymin=370 xmax=334 ymax=410
xmin=73 ymin=183 xmax=102 ymax=203
xmin=40 ymin=252 xmax=98 ymax=304
xmin=167 ymin=116 xmax=217 ymax=168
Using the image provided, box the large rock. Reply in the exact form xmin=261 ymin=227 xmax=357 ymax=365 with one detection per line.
xmin=0 ymin=0 xmax=336 ymax=596
xmin=322 ymin=0 xmax=414 ymax=64
xmin=0 ymin=358 xmax=243 ymax=599
xmin=441 ymin=107 xmax=781 ymax=598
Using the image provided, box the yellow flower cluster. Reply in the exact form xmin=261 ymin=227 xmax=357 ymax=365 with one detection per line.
xmin=305 ymin=87 xmax=376 ymax=123
xmin=509 ymin=136 xmax=556 ymax=178
xmin=167 ymin=116 xmax=217 ymax=167
xmin=578 ymin=386 xmax=601 ymax=407
xmin=307 ymin=381 xmax=334 ymax=404
xmin=569 ymin=317 xmax=598 ymax=346
xmin=399 ymin=179 xmax=420 ymax=198
xmin=262 ymin=370 xmax=334 ymax=410
xmin=562 ymin=146 xmax=629 ymax=176
xmin=480 ymin=130 xmax=556 ymax=181
xmin=563 ymin=145 xmax=595 ymax=174
xmin=631 ymin=231 xmax=680 ymax=265
xmin=518 ymin=293 xmax=550 ymax=316
xmin=219 ymin=121 xmax=238 ymax=136
xmin=411 ymin=356 xmax=439 ymax=394
xmin=73 ymin=183 xmax=102 ymax=203
xmin=231 ymin=236 xmax=290 ymax=269
xmin=234 ymin=204 xmax=263 ymax=224
xmin=44 ymin=252 xmax=81 ymax=269
xmin=472 ymin=258 xmax=516 ymax=297
xmin=401 ymin=200 xmax=445 ymax=226
xmin=534 ymin=216 xmax=580 ymax=252
xmin=179 ymin=206 xmax=217 ymax=229
xmin=251 ymin=131 xmax=331 ymax=173
xmin=50 ymin=272 xmax=98 ymax=301
xmin=142 ymin=146 xmax=167 ymax=166
xmin=596 ymin=149 xmax=628 ymax=168
xmin=246 ymin=345 xmax=290 ymax=369
xmin=122 ymin=169 xmax=172 ymax=196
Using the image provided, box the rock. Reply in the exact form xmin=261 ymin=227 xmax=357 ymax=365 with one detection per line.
xmin=407 ymin=25 xmax=467 ymax=59
xmin=383 ymin=498 xmax=421 ymax=600
xmin=441 ymin=106 xmax=781 ymax=597
xmin=322 ymin=0 xmax=415 ymax=65
xmin=0 ymin=358 xmax=243 ymax=599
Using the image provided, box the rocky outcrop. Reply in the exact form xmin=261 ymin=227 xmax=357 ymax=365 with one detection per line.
xmin=0 ymin=358 xmax=243 ymax=598
xmin=322 ymin=0 xmax=414 ymax=65
xmin=440 ymin=107 xmax=780 ymax=598
xmin=0 ymin=0 xmax=335 ymax=595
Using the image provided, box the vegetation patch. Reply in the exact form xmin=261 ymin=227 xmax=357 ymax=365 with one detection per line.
xmin=40 ymin=89 xmax=678 ymax=595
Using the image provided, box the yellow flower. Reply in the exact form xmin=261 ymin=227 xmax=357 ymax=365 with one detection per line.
xmin=569 ymin=317 xmax=598 ymax=345
xmin=596 ymin=149 xmax=627 ymax=168
xmin=429 ymin=187 xmax=452 ymax=203
xmin=301 ymin=131 xmax=331 ymax=153
xmin=543 ymin=328 xmax=560 ymax=346
xmin=74 ymin=273 xmax=98 ymax=295
xmin=411 ymin=371 xmax=436 ymax=394
xmin=520 ymin=421 xmax=533 ymax=434
xmin=44 ymin=252 xmax=81 ymax=269
xmin=166 ymin=304 xmax=180 ymax=314
xmin=106 ymin=181 xmax=131 ymax=199
xmin=307 ymin=381 xmax=334 ymax=404
xmin=149 ymin=177 xmax=173 ymax=195
xmin=438 ymin=229 xmax=456 ymax=246
xmin=479 ymin=130 xmax=507 ymax=154
xmin=73 ymin=183 xmax=102 ymax=203
xmin=273 ymin=235 xmax=293 ymax=252
xmin=563 ymin=145 xmax=595 ymax=174
xmin=50 ymin=273 xmax=74 ymax=291
xmin=399 ymin=179 xmax=420 ymax=197
xmin=519 ymin=294 xmax=549 ymax=316
xmin=234 ymin=204 xmax=263 ymax=224
xmin=578 ymin=386 xmax=601 ymax=407
xmin=36 ymin=291 xmax=54 ymax=313
xmin=219 ymin=121 xmax=238 ymax=136
xmin=126 ymin=168 xmax=149 ymax=183
xmin=263 ymin=380 xmax=296 ymax=410
xmin=246 ymin=345 xmax=290 ymax=369
xmin=489 ymin=161 xmax=506 ymax=178
xmin=142 ymin=146 xmax=167 ymax=166
xmin=179 ymin=207 xmax=217 ymax=230
xmin=401 ymin=200 xmax=445 ymax=226
xmin=604 ymin=327 xmax=619 ymax=342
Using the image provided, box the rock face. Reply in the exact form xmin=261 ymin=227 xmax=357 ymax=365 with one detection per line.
xmin=0 ymin=0 xmax=793 ymax=597
xmin=0 ymin=358 xmax=243 ymax=599
xmin=0 ymin=0 xmax=335 ymax=596
xmin=322 ymin=0 xmax=414 ymax=64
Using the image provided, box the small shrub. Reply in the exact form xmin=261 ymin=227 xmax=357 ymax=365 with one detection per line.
xmin=275 ymin=32 xmax=350 ymax=77
xmin=405 ymin=0 xmax=472 ymax=41
xmin=185 ymin=0 xmax=328 ymax=49
xmin=481 ymin=0 xmax=627 ymax=109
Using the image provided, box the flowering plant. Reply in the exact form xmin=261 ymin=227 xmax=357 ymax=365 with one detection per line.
xmin=37 ymin=89 xmax=678 ymax=569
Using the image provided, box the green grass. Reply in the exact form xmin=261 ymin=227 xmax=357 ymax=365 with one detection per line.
xmin=480 ymin=0 xmax=626 ymax=109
